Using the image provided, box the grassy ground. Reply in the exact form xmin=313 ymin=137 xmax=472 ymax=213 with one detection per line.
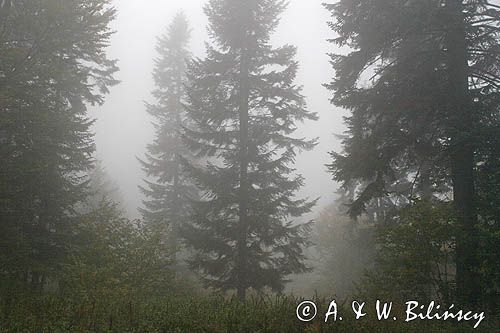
xmin=0 ymin=294 xmax=497 ymax=332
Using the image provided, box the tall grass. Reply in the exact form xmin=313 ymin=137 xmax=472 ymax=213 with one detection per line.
xmin=0 ymin=293 xmax=497 ymax=332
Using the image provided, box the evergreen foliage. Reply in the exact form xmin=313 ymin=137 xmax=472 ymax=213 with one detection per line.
xmin=181 ymin=0 xmax=318 ymax=298
xmin=86 ymin=160 xmax=124 ymax=212
xmin=139 ymin=13 xmax=197 ymax=244
xmin=324 ymin=0 xmax=499 ymax=305
xmin=0 ymin=0 xmax=118 ymax=287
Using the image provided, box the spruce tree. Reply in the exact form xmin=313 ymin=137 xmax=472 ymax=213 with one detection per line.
xmin=87 ymin=160 xmax=124 ymax=212
xmin=181 ymin=0 xmax=318 ymax=299
xmin=139 ymin=13 xmax=197 ymax=245
xmin=324 ymin=0 xmax=499 ymax=304
xmin=0 ymin=0 xmax=117 ymax=287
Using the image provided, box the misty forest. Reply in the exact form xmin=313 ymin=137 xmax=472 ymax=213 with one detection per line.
xmin=0 ymin=0 xmax=499 ymax=332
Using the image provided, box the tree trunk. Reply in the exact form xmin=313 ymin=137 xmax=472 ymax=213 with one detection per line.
xmin=171 ymin=156 xmax=181 ymax=258
xmin=445 ymin=0 xmax=480 ymax=305
xmin=237 ymin=47 xmax=250 ymax=301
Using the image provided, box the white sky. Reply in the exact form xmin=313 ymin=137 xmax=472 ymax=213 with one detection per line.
xmin=91 ymin=0 xmax=346 ymax=219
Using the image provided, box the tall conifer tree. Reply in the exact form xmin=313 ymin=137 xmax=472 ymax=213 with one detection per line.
xmin=0 ymin=0 xmax=118 ymax=287
xmin=181 ymin=0 xmax=318 ymax=299
xmin=139 ymin=13 xmax=196 ymax=244
xmin=325 ymin=0 xmax=499 ymax=304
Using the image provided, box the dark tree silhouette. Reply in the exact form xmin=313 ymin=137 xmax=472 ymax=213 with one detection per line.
xmin=325 ymin=0 xmax=499 ymax=305
xmin=181 ymin=0 xmax=318 ymax=299
xmin=0 ymin=0 xmax=118 ymax=288
xmin=139 ymin=13 xmax=197 ymax=248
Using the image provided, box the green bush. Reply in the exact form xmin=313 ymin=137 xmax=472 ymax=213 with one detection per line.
xmin=361 ymin=201 xmax=457 ymax=304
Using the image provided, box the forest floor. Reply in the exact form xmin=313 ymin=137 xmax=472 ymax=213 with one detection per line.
xmin=1 ymin=294 xmax=497 ymax=332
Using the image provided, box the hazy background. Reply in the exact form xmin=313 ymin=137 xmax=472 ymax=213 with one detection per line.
xmin=90 ymin=0 xmax=346 ymax=219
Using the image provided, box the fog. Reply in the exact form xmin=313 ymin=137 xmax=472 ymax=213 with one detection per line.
xmin=3 ymin=0 xmax=497 ymax=327
xmin=90 ymin=0 xmax=346 ymax=219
